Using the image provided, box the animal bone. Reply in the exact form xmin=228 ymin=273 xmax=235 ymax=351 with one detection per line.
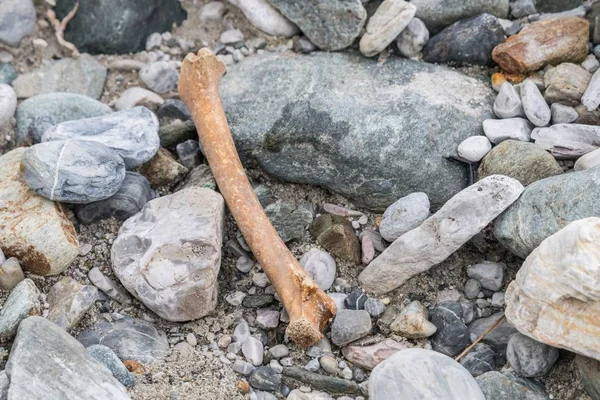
xmin=178 ymin=49 xmax=336 ymax=346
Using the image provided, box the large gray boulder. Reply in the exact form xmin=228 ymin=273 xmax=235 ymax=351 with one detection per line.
xmin=494 ymin=167 xmax=600 ymax=258
xmin=220 ymin=52 xmax=495 ymax=211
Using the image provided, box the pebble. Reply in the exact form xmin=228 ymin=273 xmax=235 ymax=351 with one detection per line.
xmin=145 ymin=32 xmax=162 ymax=51
xmin=200 ymin=1 xmax=226 ymax=21
xmin=574 ymin=355 xmax=600 ymax=400
xmin=269 ymin=344 xmax=289 ymax=359
xmin=299 ymin=249 xmax=336 ymax=290
xmin=87 ymin=344 xmax=135 ymax=387
xmin=331 ymin=310 xmax=372 ymax=346
xmin=226 ymin=291 xmax=247 ymax=306
xmin=459 ymin=343 xmax=496 ymax=377
xmin=175 ymin=140 xmax=201 ymax=170
xmin=293 ymin=36 xmax=317 ymax=53
xmin=139 ymin=147 xmax=189 ymax=187
xmin=582 ymin=67 xmax=600 ymax=112
xmin=483 ymin=117 xmax=533 ymax=144
xmin=115 ymin=87 xmax=164 ymax=111
xmin=220 ymin=29 xmax=244 ymax=45
xmin=88 ymin=267 xmax=132 ymax=304
xmin=390 ymin=300 xmax=436 ymax=339
xmin=305 ymin=358 xmax=320 ymax=372
xmin=457 ymin=136 xmax=492 ymax=162
xmin=328 ymin=293 xmax=347 ymax=311
xmin=282 ymin=366 xmax=360 ymax=395
xmin=411 ymin=0 xmax=508 ymax=34
xmin=491 ymin=292 xmax=505 ymax=307
xmin=0 ymin=0 xmax=35 ymax=46
xmin=507 ymin=333 xmax=559 ymax=377
xmin=363 ymin=298 xmax=386 ymax=317
xmin=229 ymin=0 xmax=299 ymax=37
xmin=0 ymin=62 xmax=17 ymax=85
xmin=575 ymin=148 xmax=600 ymax=171
xmin=359 ymin=0 xmax=417 ymax=58
xmin=107 ymin=59 xmax=146 ymax=71
xmin=342 ymin=339 xmax=406 ymax=371
xmin=236 ymin=256 xmax=255 ymax=273
xmin=252 ymin=273 xmax=270 ymax=288
xmin=532 ymin=123 xmax=600 ymax=159
xmin=310 ymin=214 xmax=361 ymax=263
xmin=493 ymin=82 xmax=525 ymax=119
xmin=157 ymin=98 xmax=192 ymax=121
xmin=464 ymin=279 xmax=481 ymax=299
xmin=0 ymin=84 xmax=16 ymax=127
xmin=287 ymin=389 xmax=334 ymax=400
xmin=0 ymin=257 xmax=24 ymax=290
xmin=551 ymin=103 xmax=579 ymax=124
xmin=520 ymin=79 xmax=551 ymax=127
xmin=467 ymin=262 xmax=504 ymax=291
xmin=429 ymin=301 xmax=470 ymax=356
xmin=469 ymin=312 xmax=517 ymax=358
xmin=543 ymin=63 xmax=591 ymax=105
xmin=0 ymin=279 xmax=41 ymax=342
xmin=232 ymin=359 xmax=255 ymax=375
xmin=476 ymin=370 xmax=549 ymax=400
xmin=139 ymin=61 xmax=179 ymax=94
xmin=22 ymin=140 xmax=126 ymax=203
xmin=583 ymin=55 xmax=600 ymax=74
xmin=47 ymin=277 xmax=98 ymax=330
xmin=256 ymin=309 xmax=279 ymax=329
xmin=242 ymin=337 xmax=264 ymax=366
xmin=265 ymin=202 xmax=314 ymax=243
xmin=249 ymin=366 xmax=281 ymax=391
xmin=396 ymin=18 xmax=429 ymax=59
xmin=243 ymin=294 xmax=275 ymax=308
xmin=511 ymin=0 xmax=536 ymax=18
xmin=319 ymin=356 xmax=339 ymax=375
xmin=379 ymin=192 xmax=430 ymax=242
xmin=344 ymin=288 xmax=368 ymax=310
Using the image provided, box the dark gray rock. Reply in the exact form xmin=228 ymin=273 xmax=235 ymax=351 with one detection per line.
xmin=55 ymin=0 xmax=187 ymax=54
xmin=266 ymin=0 xmax=366 ymax=51
xmin=27 ymin=115 xmax=56 ymax=145
xmin=22 ymin=140 xmax=126 ymax=204
xmin=6 ymin=317 xmax=129 ymax=399
xmin=16 ymin=92 xmax=112 ymax=145
xmin=429 ymin=301 xmax=470 ymax=357
xmin=476 ymin=370 xmax=550 ymax=400
xmin=0 ymin=279 xmax=40 ymax=342
xmin=139 ymin=61 xmax=179 ymax=94
xmin=249 ymin=366 xmax=281 ymax=391
xmin=575 ymin=355 xmax=600 ymax=400
xmin=282 ymin=366 xmax=360 ymax=395
xmin=469 ymin=312 xmax=517 ymax=360
xmin=412 ymin=0 xmax=509 ymax=33
xmin=423 ymin=14 xmax=506 ymax=67
xmin=494 ymin=167 xmax=600 ymax=258
xmin=331 ymin=310 xmax=372 ymax=346
xmin=75 ymin=172 xmax=153 ymax=224
xmin=344 ymin=288 xmax=367 ymax=310
xmin=157 ymin=99 xmax=191 ymax=121
xmin=0 ymin=0 xmax=35 ymax=46
xmin=175 ymin=164 xmax=216 ymax=191
xmin=77 ymin=313 xmax=169 ymax=364
xmin=507 ymin=333 xmax=559 ymax=377
xmin=242 ymin=294 xmax=276 ymax=308
xmin=42 ymin=106 xmax=160 ymax=169
xmin=220 ymin=52 xmax=495 ymax=211
xmin=265 ymin=202 xmax=313 ymax=243
xmin=459 ymin=343 xmax=496 ymax=377
xmin=537 ymin=0 xmax=581 ymax=13
xmin=511 ymin=0 xmax=537 ymax=18
xmin=0 ymin=63 xmax=17 ymax=85
xmin=87 ymin=344 xmax=135 ymax=387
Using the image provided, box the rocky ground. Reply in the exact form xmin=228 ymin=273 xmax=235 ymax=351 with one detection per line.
xmin=0 ymin=0 xmax=600 ymax=399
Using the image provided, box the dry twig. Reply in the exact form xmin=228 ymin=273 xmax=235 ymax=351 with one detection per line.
xmin=46 ymin=2 xmax=80 ymax=57
xmin=455 ymin=314 xmax=506 ymax=362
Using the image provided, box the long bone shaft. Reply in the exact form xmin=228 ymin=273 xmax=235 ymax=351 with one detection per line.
xmin=178 ymin=49 xmax=336 ymax=346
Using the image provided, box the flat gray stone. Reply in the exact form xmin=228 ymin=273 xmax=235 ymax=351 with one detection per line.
xmin=532 ymin=124 xmax=600 ymax=159
xmin=0 ymin=0 xmax=35 ymax=46
xmin=331 ymin=310 xmax=372 ymax=346
xmin=12 ymin=54 xmax=107 ymax=100
xmin=265 ymin=202 xmax=313 ymax=243
xmin=220 ymin=52 xmax=495 ymax=211
xmin=266 ymin=0 xmax=366 ymax=51
xmin=15 ymin=92 xmax=112 ymax=144
xmin=42 ymin=106 xmax=160 ymax=169
xmin=544 ymin=63 xmax=591 ymax=106
xmin=47 ymin=277 xmax=98 ymax=330
xmin=6 ymin=317 xmax=129 ymax=400
xmin=411 ymin=0 xmax=509 ymax=33
xmin=22 ymin=140 xmax=126 ymax=203
xmin=87 ymin=345 xmax=135 ymax=387
xmin=379 ymin=192 xmax=430 ymax=242
xmin=88 ymin=267 xmax=132 ymax=304
xmin=139 ymin=61 xmax=179 ymax=94
xmin=469 ymin=312 xmax=518 ymax=358
xmin=467 ymin=262 xmax=504 ymax=291
xmin=0 ymin=279 xmax=40 ymax=342
xmin=78 ymin=313 xmax=169 ymax=364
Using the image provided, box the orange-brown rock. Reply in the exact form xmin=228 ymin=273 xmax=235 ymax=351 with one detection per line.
xmin=123 ymin=360 xmax=145 ymax=374
xmin=492 ymin=17 xmax=589 ymax=74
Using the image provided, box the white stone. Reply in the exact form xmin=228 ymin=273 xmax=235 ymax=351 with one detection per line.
xmin=287 ymin=390 xmax=334 ymax=400
xmin=551 ymin=103 xmax=578 ymax=124
xmin=574 ymin=148 xmax=600 ymax=171
xmin=111 ymin=188 xmax=225 ymax=322
xmin=145 ymin=32 xmax=162 ymax=51
xmin=299 ymin=249 xmax=336 ymax=290
xmin=390 ymin=300 xmax=437 ymax=338
xmin=505 ymin=218 xmax=600 ymax=361
xmin=493 ymin=82 xmax=525 ymax=119
xmin=115 ymin=87 xmax=164 ymax=111
xmin=483 ymin=118 xmax=534 ymax=144
xmin=360 ymin=0 xmax=416 ymax=57
xmin=532 ymin=124 xmax=600 ymax=159
xmin=0 ymin=84 xmax=16 ymax=127
xmin=582 ymin=64 xmax=600 ymax=112
xmin=396 ymin=18 xmax=429 ymax=59
xmin=581 ymin=55 xmax=600 ymax=74
xmin=520 ymin=79 xmax=551 ymax=127
xmin=228 ymin=0 xmax=299 ymax=37
xmin=328 ymin=293 xmax=347 ymax=311
xmin=457 ymin=136 xmax=492 ymax=162
xmin=220 ymin=29 xmax=244 ymax=44
xmin=201 ymin=1 xmax=226 ymax=21
xmin=379 ymin=192 xmax=430 ymax=242
xmin=256 ymin=309 xmax=279 ymax=329
xmin=139 ymin=61 xmax=179 ymax=94
xmin=359 ymin=175 xmax=524 ymax=294
xmin=242 ymin=336 xmax=264 ymax=366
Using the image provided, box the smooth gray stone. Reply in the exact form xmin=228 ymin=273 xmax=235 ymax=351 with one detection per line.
xmin=6 ymin=317 xmax=129 ymax=399
xmin=532 ymin=124 xmax=600 ymax=159
xmin=469 ymin=312 xmax=517 ymax=359
xmin=0 ymin=257 xmax=24 ymax=291
xmin=429 ymin=301 xmax=470 ymax=357
xmin=379 ymin=192 xmax=430 ymax=242
xmin=331 ymin=310 xmax=372 ymax=346
xmin=507 ymin=333 xmax=559 ymax=378
xmin=87 ymin=267 xmax=132 ymax=304
xmin=536 ymin=0 xmax=581 ymax=13
xmin=520 ymin=79 xmax=551 ymax=127
xmin=22 ymin=140 xmax=126 ymax=204
xmin=75 ymin=172 xmax=154 ymax=224
xmin=139 ymin=61 xmax=179 ymax=94
xmin=220 ymin=52 xmax=495 ymax=211
xmin=494 ymin=167 xmax=600 ymax=258
xmin=582 ymin=68 xmax=600 ymax=112
xmin=42 ymin=106 xmax=160 ymax=169
xmin=15 ymin=92 xmax=112 ymax=144
xmin=0 ymin=0 xmax=35 ymax=46
xmin=550 ymin=103 xmax=578 ymax=124
xmin=47 ymin=277 xmax=98 ymax=330
xmin=465 ymin=279 xmax=481 ymax=299
xmin=369 ymin=348 xmax=485 ymax=399
xmin=266 ymin=0 xmax=366 ymax=51
xmin=459 ymin=343 xmax=496 ymax=377
xmin=77 ymin=313 xmax=169 ymax=364
xmin=175 ymin=140 xmax=202 ymax=169
xmin=299 ymin=248 xmax=336 ymax=291
xmin=494 ymin=82 xmax=525 ymax=119
xmin=12 ymin=54 xmax=107 ymax=100
xmin=483 ymin=118 xmax=533 ymax=144
xmin=0 ymin=279 xmax=40 ymax=342
xmin=157 ymin=98 xmax=191 ymax=120
xmin=476 ymin=370 xmax=550 ymax=400
xmin=249 ymin=366 xmax=281 ymax=391
xmin=411 ymin=0 xmax=509 ymax=33
xmin=87 ymin=345 xmax=135 ymax=387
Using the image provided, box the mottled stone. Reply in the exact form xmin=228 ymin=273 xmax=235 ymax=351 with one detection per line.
xmin=359 ymin=0 xmax=416 ymax=58
xmin=543 ymin=63 xmax=591 ymax=105
xmin=175 ymin=140 xmax=202 ymax=170
xmin=520 ymin=79 xmax=551 ymax=127
xmin=429 ymin=301 xmax=470 ymax=357
xmin=551 ymin=103 xmax=578 ymax=124
xmin=242 ymin=337 xmax=264 ymax=366
xmin=459 ymin=343 xmax=496 ymax=377
xmin=112 ymin=188 xmax=224 ymax=321
xmin=175 ymin=164 xmax=216 ymax=191
xmin=379 ymin=192 xmax=430 ymax=242
xmin=478 ymin=140 xmax=563 ymax=186
xmin=390 ymin=300 xmax=437 ymax=339
xmin=0 ymin=0 xmax=35 ymax=46
xmin=0 ymin=258 xmax=24 ymax=291
xmin=483 ymin=118 xmax=533 ymax=144
xmin=27 ymin=115 xmax=56 ymax=145
xmin=575 ymin=355 xmax=600 ymax=400
xmin=229 ymin=0 xmax=299 ymax=37
xmin=0 ymin=279 xmax=40 ymax=342
xmin=511 ymin=0 xmax=537 ymax=18
xmin=138 ymin=148 xmax=188 ymax=187
xmin=331 ymin=310 xmax=372 ymax=346
xmin=139 ymin=61 xmax=179 ymax=94
xmin=507 ymin=333 xmax=559 ymax=377
xmin=22 ymin=140 xmax=126 ymax=203
xmin=467 ymin=262 xmax=504 ymax=291
xmin=47 ymin=277 xmax=97 ymax=330
xmin=532 ymin=124 xmax=600 ymax=159
xmin=342 ymin=339 xmax=406 ymax=370
xmin=396 ymin=18 xmax=429 ymax=59
xmin=359 ymin=176 xmax=523 ymax=293
xmin=0 ymin=148 xmax=79 ymax=275
xmin=492 ymin=17 xmax=589 ymax=74
xmin=265 ymin=202 xmax=313 ymax=243
xmin=476 ymin=370 xmax=549 ymax=400
xmin=157 ymin=99 xmax=191 ymax=121
xmin=299 ymin=249 xmax=336 ymax=291
xmin=494 ymin=82 xmax=525 ymax=119
xmin=310 ymin=214 xmax=360 ymax=263
xmin=87 ymin=345 xmax=135 ymax=387
xmin=249 ymin=366 xmax=281 ymax=391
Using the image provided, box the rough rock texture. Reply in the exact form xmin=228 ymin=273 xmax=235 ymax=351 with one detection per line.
xmin=423 ymin=13 xmax=505 ymax=67
xmin=265 ymin=0 xmax=366 ymax=51
xmin=330 ymin=310 xmax=372 ymax=346
xmin=359 ymin=0 xmax=416 ymax=57
xmin=6 ymin=317 xmax=129 ymax=399
xmin=476 ymin=370 xmax=549 ymax=400
xmin=369 ymin=348 xmax=485 ymax=399
xmin=469 ymin=312 xmax=518 ymax=358
xmin=0 ymin=0 xmax=35 ymax=46
xmin=478 ymin=140 xmax=563 ymax=186
xmin=390 ymin=300 xmax=437 ymax=339
xmin=310 ymin=214 xmax=360 ymax=263
xmin=544 ymin=63 xmax=591 ymax=105
xmin=494 ymin=167 xmax=600 ymax=258
xmin=0 ymin=148 xmax=79 ymax=275
xmin=341 ymin=339 xmax=407 ymax=370
xmin=47 ymin=277 xmax=98 ymax=330
xmin=11 ymin=54 xmax=107 ymax=99
xmin=505 ymin=218 xmax=600 ymax=360
xmin=22 ymin=140 xmax=126 ymax=203
xmin=55 ymin=0 xmax=187 ymax=54
xmin=459 ymin=343 xmax=496 ymax=377
xmin=492 ymin=17 xmax=589 ymax=74
xmin=411 ymin=0 xmax=509 ymax=33
xmin=359 ymin=175 xmax=524 ymax=293
xmin=575 ymin=148 xmax=600 ymax=171
xmin=532 ymin=124 xmax=600 ymax=159
xmin=87 ymin=345 xmax=135 ymax=387
xmin=139 ymin=61 xmax=179 ymax=94
xmin=115 ymin=87 xmax=164 ymax=111
xmin=507 ymin=333 xmax=559 ymax=377
xmin=15 ymin=92 xmax=112 ymax=144
xmin=220 ymin=52 xmax=495 ymax=211
xmin=42 ymin=106 xmax=160 ymax=169
xmin=0 ymin=279 xmax=41 ymax=342
xmin=396 ymin=18 xmax=429 ymax=59
xmin=111 ymin=188 xmax=225 ymax=322
xmin=575 ymin=355 xmax=600 ymax=400
xmin=228 ymin=0 xmax=299 ymax=37
xmin=138 ymin=147 xmax=189 ymax=187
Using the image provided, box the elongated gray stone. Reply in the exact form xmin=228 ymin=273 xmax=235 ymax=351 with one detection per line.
xmin=532 ymin=124 xmax=600 ymax=159
xmin=520 ymin=79 xmax=551 ymax=127
xmin=22 ymin=140 xmax=126 ymax=204
xmin=483 ymin=118 xmax=533 ymax=144
xmin=550 ymin=103 xmax=578 ymax=124
xmin=582 ymin=67 xmax=600 ymax=112
xmin=359 ymin=0 xmax=416 ymax=58
xmin=6 ymin=317 xmax=129 ymax=400
xmin=75 ymin=172 xmax=154 ymax=224
xmin=42 ymin=106 xmax=160 ymax=169
xmin=0 ymin=279 xmax=41 ymax=342
xmin=494 ymin=82 xmax=525 ymax=119
xmin=220 ymin=52 xmax=495 ymax=211
xmin=88 ymin=267 xmax=132 ymax=304
xmin=359 ymin=175 xmax=524 ymax=294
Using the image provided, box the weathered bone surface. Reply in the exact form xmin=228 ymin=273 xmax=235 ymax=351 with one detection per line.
xmin=505 ymin=218 xmax=600 ymax=361
xmin=178 ymin=48 xmax=336 ymax=346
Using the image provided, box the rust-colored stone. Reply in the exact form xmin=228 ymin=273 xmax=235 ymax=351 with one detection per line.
xmin=178 ymin=49 xmax=336 ymax=347
xmin=492 ymin=17 xmax=589 ymax=74
xmin=236 ymin=380 xmax=250 ymax=394
xmin=123 ymin=360 xmax=145 ymax=374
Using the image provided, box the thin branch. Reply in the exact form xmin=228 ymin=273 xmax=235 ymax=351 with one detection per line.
xmin=46 ymin=2 xmax=80 ymax=57
xmin=455 ymin=314 xmax=505 ymax=362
